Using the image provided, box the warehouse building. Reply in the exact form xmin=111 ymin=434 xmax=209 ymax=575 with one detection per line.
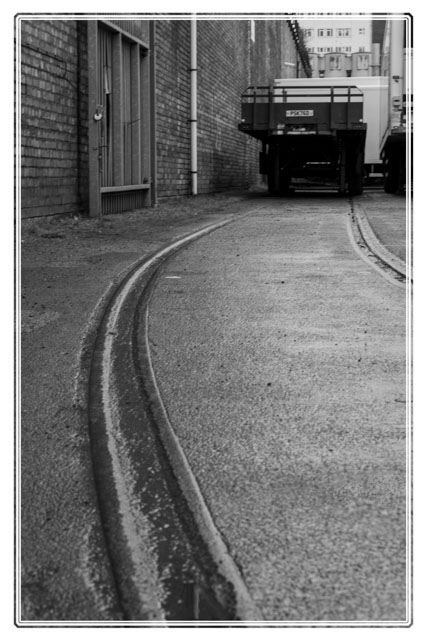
xmin=18 ymin=17 xmax=310 ymax=218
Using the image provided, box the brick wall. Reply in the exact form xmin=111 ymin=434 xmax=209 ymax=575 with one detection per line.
xmin=154 ymin=19 xmax=304 ymax=199
xmin=250 ymin=22 xmax=303 ymax=82
xmin=155 ymin=19 xmax=261 ymax=198
xmin=155 ymin=20 xmax=192 ymax=198
xmin=280 ymin=23 xmax=300 ymax=78
xmin=196 ymin=20 xmax=257 ymax=194
xmin=251 ymin=20 xmax=283 ymax=85
xmin=19 ymin=18 xmax=308 ymax=217
xmin=19 ymin=19 xmax=88 ymax=218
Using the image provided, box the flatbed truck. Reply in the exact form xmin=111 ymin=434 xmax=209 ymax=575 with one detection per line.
xmin=238 ymin=83 xmax=367 ymax=195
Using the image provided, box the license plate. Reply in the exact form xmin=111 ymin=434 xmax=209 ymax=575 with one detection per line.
xmin=286 ymin=109 xmax=314 ymax=117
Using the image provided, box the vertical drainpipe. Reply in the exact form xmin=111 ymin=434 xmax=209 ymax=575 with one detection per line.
xmin=190 ymin=17 xmax=198 ymax=195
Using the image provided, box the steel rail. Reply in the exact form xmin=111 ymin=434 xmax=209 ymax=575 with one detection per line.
xmin=86 ymin=216 xmax=264 ymax=623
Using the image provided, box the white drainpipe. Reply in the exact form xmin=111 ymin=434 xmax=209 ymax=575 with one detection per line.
xmin=190 ymin=18 xmax=198 ymax=195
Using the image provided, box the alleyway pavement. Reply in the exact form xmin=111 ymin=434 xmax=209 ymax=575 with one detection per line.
xmin=18 ymin=189 xmax=409 ymax=622
xmin=147 ymin=193 xmax=407 ymax=621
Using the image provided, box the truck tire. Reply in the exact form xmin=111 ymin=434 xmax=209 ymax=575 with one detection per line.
xmin=267 ymin=147 xmax=290 ymax=195
xmin=384 ymin=153 xmax=399 ymax=194
xmin=267 ymin=148 xmax=281 ymax=195
xmin=347 ymin=147 xmax=364 ymax=196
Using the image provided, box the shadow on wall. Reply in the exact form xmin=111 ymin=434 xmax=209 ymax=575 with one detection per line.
xmin=209 ymin=148 xmax=256 ymax=191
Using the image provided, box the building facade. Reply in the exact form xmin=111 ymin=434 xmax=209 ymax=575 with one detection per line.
xmin=18 ymin=17 xmax=309 ymax=219
xmin=301 ymin=19 xmax=372 ymax=55
xmin=300 ymin=18 xmax=382 ymax=78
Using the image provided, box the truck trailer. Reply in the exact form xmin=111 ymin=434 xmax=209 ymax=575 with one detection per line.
xmin=275 ymin=76 xmax=388 ymax=182
xmin=379 ymin=18 xmax=412 ymax=194
xmin=238 ymin=82 xmax=367 ymax=195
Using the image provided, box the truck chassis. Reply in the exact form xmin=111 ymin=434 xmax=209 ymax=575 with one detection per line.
xmin=239 ymin=85 xmax=367 ymax=195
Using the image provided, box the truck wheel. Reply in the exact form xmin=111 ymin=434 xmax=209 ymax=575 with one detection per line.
xmin=279 ymin=171 xmax=292 ymax=195
xmin=348 ymin=172 xmax=363 ymax=196
xmin=267 ymin=170 xmax=278 ymax=195
xmin=384 ymin=153 xmax=399 ymax=194
xmin=267 ymin=149 xmax=281 ymax=195
xmin=347 ymin=148 xmax=364 ymax=196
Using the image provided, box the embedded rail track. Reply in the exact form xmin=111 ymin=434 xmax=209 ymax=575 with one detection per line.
xmin=348 ymin=197 xmax=408 ymax=287
xmin=86 ymin=219 xmax=263 ymax=622
xmin=84 ymin=194 xmax=407 ymax=622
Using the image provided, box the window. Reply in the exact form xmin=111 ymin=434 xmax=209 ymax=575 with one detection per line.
xmin=97 ymin=24 xmax=148 ymax=188
xmin=359 ymin=46 xmax=365 ymax=52
xmin=357 ymin=54 xmax=370 ymax=70
xmin=317 ymin=47 xmax=324 ymax=53
xmin=329 ymin=55 xmax=342 ymax=70
xmin=98 ymin=26 xmax=113 ymax=187
xmin=304 ymin=29 xmax=313 ymax=37
xmin=337 ymin=28 xmax=351 ymax=37
xmin=359 ymin=28 xmax=365 ymax=35
xmin=122 ymin=38 xmax=134 ymax=185
xmin=318 ymin=28 xmax=333 ymax=37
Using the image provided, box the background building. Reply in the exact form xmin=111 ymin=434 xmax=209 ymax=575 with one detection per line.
xmin=18 ymin=17 xmax=310 ymax=219
xmin=300 ymin=18 xmax=385 ymax=78
xmin=301 ymin=18 xmax=372 ymax=55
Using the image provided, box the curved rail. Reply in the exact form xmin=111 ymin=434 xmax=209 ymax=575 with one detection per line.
xmin=86 ymin=220 xmax=263 ymax=622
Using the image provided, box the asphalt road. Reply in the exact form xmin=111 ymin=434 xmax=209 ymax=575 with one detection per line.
xmin=359 ymin=191 xmax=408 ymax=264
xmin=147 ymin=196 xmax=408 ymax=621
xmin=18 ymin=193 xmax=263 ymax=622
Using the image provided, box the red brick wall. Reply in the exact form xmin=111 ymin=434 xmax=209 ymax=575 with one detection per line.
xmin=19 ymin=19 xmax=88 ymax=219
